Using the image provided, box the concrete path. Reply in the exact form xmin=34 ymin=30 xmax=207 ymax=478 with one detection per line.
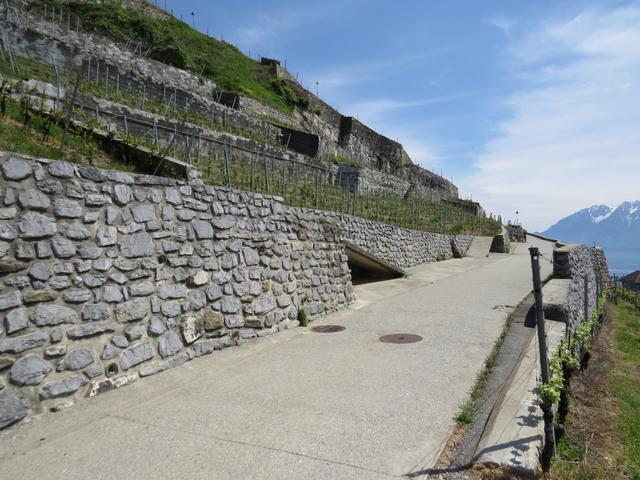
xmin=0 ymin=237 xmax=554 ymax=480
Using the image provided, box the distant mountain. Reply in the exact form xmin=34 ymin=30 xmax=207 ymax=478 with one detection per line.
xmin=541 ymin=201 xmax=640 ymax=275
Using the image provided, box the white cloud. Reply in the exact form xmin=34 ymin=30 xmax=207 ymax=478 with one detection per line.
xmin=345 ymin=94 xmax=466 ymax=122
xmin=483 ymin=15 xmax=513 ymax=34
xmin=463 ymin=5 xmax=640 ymax=231
xmin=231 ymin=4 xmax=338 ymax=51
xmin=308 ymin=51 xmax=447 ymax=92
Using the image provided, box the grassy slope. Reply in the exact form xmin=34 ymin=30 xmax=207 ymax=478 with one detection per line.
xmin=37 ymin=0 xmax=300 ymax=113
xmin=0 ymin=94 xmax=132 ymax=170
xmin=551 ymin=294 xmax=640 ymax=480
xmin=612 ymin=299 xmax=640 ymax=478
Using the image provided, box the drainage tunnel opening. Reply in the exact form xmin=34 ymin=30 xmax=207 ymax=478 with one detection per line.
xmin=343 ymin=241 xmax=406 ymax=285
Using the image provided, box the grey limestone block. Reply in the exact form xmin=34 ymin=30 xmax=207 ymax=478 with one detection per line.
xmin=57 ymin=348 xmax=94 ymax=371
xmin=0 ymin=290 xmax=21 ymax=312
xmin=1 ymin=157 xmax=32 ymax=181
xmin=130 ymin=204 xmax=157 ymax=223
xmin=48 ymin=161 xmax=76 ymax=178
xmin=67 ymin=322 xmax=115 ymax=340
xmin=39 ymin=375 xmax=86 ymax=399
xmin=18 ymin=212 xmax=57 ymax=239
xmin=0 ymin=331 xmax=49 ymax=354
xmin=0 ymin=388 xmax=30 ymax=429
xmin=17 ymin=188 xmax=50 ymax=211
xmin=81 ymin=303 xmax=111 ymax=321
xmin=158 ymin=331 xmax=183 ymax=357
xmin=120 ymin=232 xmax=155 ymax=258
xmin=119 ymin=341 xmax=154 ymax=370
xmin=30 ymin=304 xmax=79 ymax=326
xmin=65 ymin=222 xmax=91 ymax=240
xmin=10 ymin=355 xmax=52 ymax=386
xmin=4 ymin=309 xmax=28 ymax=334
xmin=115 ymin=298 xmax=150 ymax=322
xmin=53 ymin=198 xmax=83 ymax=219
xmin=51 ymin=238 xmax=76 ymax=258
xmin=96 ymin=226 xmax=118 ymax=247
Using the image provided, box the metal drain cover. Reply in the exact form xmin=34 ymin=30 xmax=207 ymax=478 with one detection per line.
xmin=379 ymin=333 xmax=423 ymax=344
xmin=311 ymin=325 xmax=346 ymax=333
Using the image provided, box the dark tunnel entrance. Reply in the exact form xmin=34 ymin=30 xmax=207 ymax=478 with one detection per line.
xmin=343 ymin=241 xmax=406 ymax=285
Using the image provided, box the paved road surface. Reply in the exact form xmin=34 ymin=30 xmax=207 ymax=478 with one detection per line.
xmin=0 ymin=237 xmax=554 ymax=479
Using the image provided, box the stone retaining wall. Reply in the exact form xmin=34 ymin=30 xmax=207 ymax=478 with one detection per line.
xmin=553 ymin=244 xmax=609 ymax=331
xmin=336 ymin=164 xmax=458 ymax=201
xmin=0 ymin=152 xmax=471 ymax=429
xmin=0 ymin=152 xmax=353 ymax=429
xmin=506 ymin=224 xmax=526 ymax=243
xmin=337 ymin=214 xmax=473 ymax=268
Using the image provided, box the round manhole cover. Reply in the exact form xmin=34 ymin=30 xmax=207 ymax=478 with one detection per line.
xmin=379 ymin=333 xmax=423 ymax=344
xmin=311 ymin=325 xmax=346 ymax=333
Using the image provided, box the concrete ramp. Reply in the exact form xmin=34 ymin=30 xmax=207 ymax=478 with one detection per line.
xmin=474 ymin=319 xmax=566 ymax=473
xmin=343 ymin=241 xmax=406 ymax=279
xmin=542 ymin=279 xmax=571 ymax=321
xmin=465 ymin=236 xmax=494 ymax=258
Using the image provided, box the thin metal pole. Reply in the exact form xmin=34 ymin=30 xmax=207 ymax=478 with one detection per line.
xmin=529 ymin=246 xmax=556 ymax=471
xmin=250 ymin=152 xmax=256 ymax=191
xmin=60 ymin=70 xmax=81 ymax=151
xmin=263 ymin=154 xmax=269 ymax=194
xmin=583 ymin=275 xmax=589 ymax=324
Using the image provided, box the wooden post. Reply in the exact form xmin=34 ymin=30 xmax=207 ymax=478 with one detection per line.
xmin=529 ymin=246 xmax=556 ymax=471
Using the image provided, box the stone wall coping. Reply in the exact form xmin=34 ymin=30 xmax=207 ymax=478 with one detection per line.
xmin=554 ymin=243 xmax=584 ymax=253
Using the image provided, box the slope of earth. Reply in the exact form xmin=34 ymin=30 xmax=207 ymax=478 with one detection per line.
xmin=33 ymin=0 xmax=304 ymax=113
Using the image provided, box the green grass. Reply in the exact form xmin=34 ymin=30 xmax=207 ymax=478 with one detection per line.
xmin=455 ymin=399 xmax=475 ymax=425
xmin=550 ymin=293 xmax=640 ymax=480
xmin=0 ymin=52 xmax=59 ymax=84
xmin=0 ymin=92 xmax=133 ymax=171
xmin=611 ymin=300 xmax=640 ymax=479
xmin=37 ymin=0 xmax=304 ymax=114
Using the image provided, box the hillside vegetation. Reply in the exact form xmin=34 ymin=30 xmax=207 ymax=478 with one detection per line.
xmin=34 ymin=0 xmax=305 ymax=114
xmin=550 ymin=292 xmax=640 ymax=480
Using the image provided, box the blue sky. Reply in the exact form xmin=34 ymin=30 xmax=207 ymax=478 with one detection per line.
xmin=161 ymin=0 xmax=640 ymax=231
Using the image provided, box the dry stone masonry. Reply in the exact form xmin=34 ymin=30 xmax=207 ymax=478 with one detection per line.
xmin=0 ymin=151 xmax=472 ymax=429
xmin=552 ymin=244 xmax=609 ymax=331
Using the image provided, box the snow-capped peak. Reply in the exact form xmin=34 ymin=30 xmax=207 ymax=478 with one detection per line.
xmin=587 ymin=205 xmax=613 ymax=224
xmin=542 ymin=201 xmax=640 ymax=274
xmin=614 ymin=201 xmax=640 ymax=225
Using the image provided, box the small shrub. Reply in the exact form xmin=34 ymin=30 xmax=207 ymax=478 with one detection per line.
xmin=297 ymin=309 xmax=309 ymax=327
